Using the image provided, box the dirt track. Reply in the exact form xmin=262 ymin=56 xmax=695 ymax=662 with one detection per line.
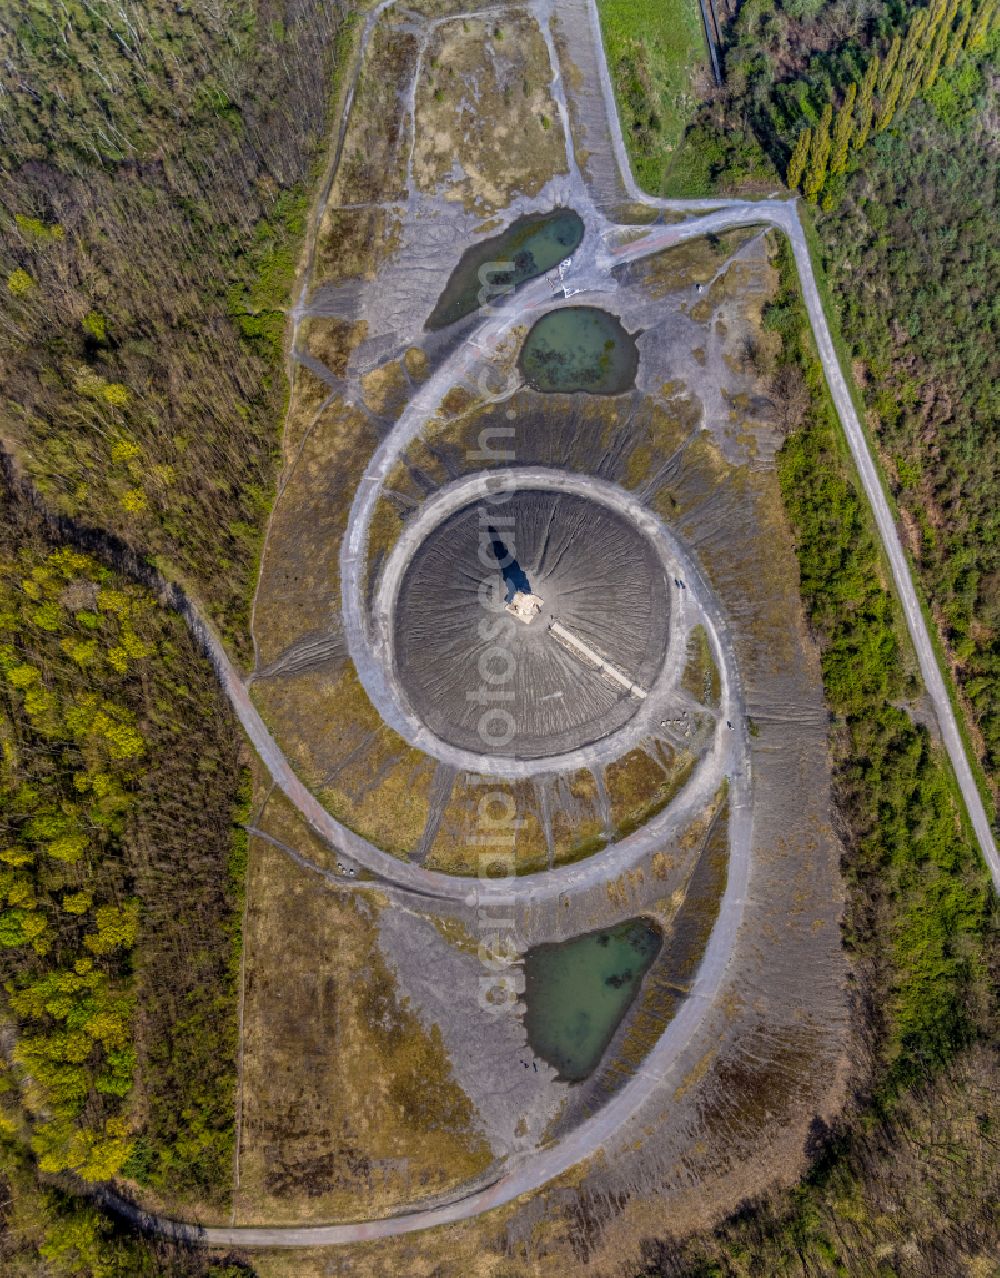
xmin=98 ymin=0 xmax=998 ymax=1250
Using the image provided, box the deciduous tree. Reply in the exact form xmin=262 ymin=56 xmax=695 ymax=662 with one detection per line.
xmin=829 ymin=81 xmax=857 ymax=174
xmin=786 ymin=127 xmax=812 ymax=189
xmin=803 ymin=103 xmax=833 ymax=200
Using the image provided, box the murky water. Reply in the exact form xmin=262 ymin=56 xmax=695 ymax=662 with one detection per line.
xmin=518 ymin=305 xmax=639 ymax=394
xmin=523 ymin=918 xmax=661 ymax=1081
xmin=426 ymin=208 xmax=585 ymax=330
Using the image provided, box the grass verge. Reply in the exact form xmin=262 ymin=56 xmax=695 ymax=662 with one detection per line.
xmin=769 ymin=238 xmax=994 ymax=1094
xmin=795 ymin=209 xmax=997 ymax=829
xmin=637 ymin=220 xmax=999 ymax=1278
xmin=596 ymin=0 xmax=708 ymax=195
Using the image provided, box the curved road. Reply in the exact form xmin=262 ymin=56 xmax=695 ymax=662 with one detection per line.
xmin=602 ymin=202 xmax=999 ymax=890
xmin=368 ymin=470 xmax=708 ymax=773
xmin=99 ymin=0 xmax=998 ymax=1253
xmin=578 ymin=0 xmax=998 ymax=886
xmin=186 ymin=474 xmax=746 ymax=908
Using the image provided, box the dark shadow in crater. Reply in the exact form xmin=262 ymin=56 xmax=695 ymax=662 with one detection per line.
xmin=488 ymin=526 xmax=532 ymax=602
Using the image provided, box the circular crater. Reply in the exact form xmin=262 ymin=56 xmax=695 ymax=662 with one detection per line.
xmin=393 ymin=489 xmax=669 ymax=758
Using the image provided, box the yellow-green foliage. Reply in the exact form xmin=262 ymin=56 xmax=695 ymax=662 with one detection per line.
xmin=73 ymin=369 xmax=130 ymax=408
xmin=876 ymin=67 xmax=905 ymax=130
xmin=923 ymin=0 xmax=959 ymax=87
xmin=829 ymin=81 xmax=857 ymax=174
xmin=0 ymin=502 xmax=249 ymax=1209
xmin=102 ymin=383 xmax=130 ymax=408
xmin=81 ymin=310 xmax=107 ymax=343
xmin=84 ymin=903 xmax=140 ymax=955
xmin=878 ymin=33 xmax=902 ymax=91
xmin=786 ymin=0 xmax=995 ymax=198
xmin=803 ymin=102 xmax=832 ymax=200
xmin=14 ymin=214 xmax=64 ymax=242
xmin=0 ymin=543 xmax=156 ymax=1179
xmin=785 ymin=127 xmax=811 ymax=188
xmin=7 ymin=268 xmax=33 ymax=295
xmin=966 ymin=0 xmax=998 ymax=46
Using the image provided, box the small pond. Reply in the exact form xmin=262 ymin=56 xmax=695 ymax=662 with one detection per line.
xmin=518 ymin=305 xmax=639 ymax=394
xmin=523 ymin=918 xmax=661 ymax=1082
xmin=426 ymin=208 xmax=585 ymax=330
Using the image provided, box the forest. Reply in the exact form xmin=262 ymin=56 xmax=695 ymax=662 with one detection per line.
xmin=632 ymin=235 xmax=998 ymax=1278
xmin=768 ymin=0 xmax=1000 ymax=803
xmin=817 ymin=88 xmax=999 ymax=801
xmin=0 ymin=0 xmax=349 ymax=656
xmin=0 ymin=458 xmax=252 ymax=1270
xmin=0 ymin=0 xmax=354 ymax=1269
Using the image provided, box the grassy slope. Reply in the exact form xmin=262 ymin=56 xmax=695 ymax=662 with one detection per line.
xmin=596 ymin=0 xmax=709 ymax=194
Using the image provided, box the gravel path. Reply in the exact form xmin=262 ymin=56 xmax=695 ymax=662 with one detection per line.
xmin=98 ymin=0 xmax=997 ymax=1250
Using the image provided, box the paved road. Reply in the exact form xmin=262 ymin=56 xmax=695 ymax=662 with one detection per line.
xmin=98 ymin=0 xmax=997 ymax=1253
xmin=580 ymin=0 xmax=998 ymax=891
xmin=781 ymin=216 xmax=999 ymax=890
xmin=184 ymin=474 xmax=748 ymax=907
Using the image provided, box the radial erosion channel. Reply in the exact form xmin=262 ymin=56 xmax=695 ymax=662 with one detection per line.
xmin=392 ymin=487 xmax=670 ymax=759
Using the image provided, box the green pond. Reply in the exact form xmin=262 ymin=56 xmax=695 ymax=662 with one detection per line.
xmin=426 ymin=208 xmax=584 ymax=330
xmin=518 ymin=305 xmax=639 ymax=394
xmin=523 ymin=918 xmax=662 ymax=1082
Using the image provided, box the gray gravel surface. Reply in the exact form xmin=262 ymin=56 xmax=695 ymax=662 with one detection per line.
xmin=99 ymin=0 xmax=997 ymax=1248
